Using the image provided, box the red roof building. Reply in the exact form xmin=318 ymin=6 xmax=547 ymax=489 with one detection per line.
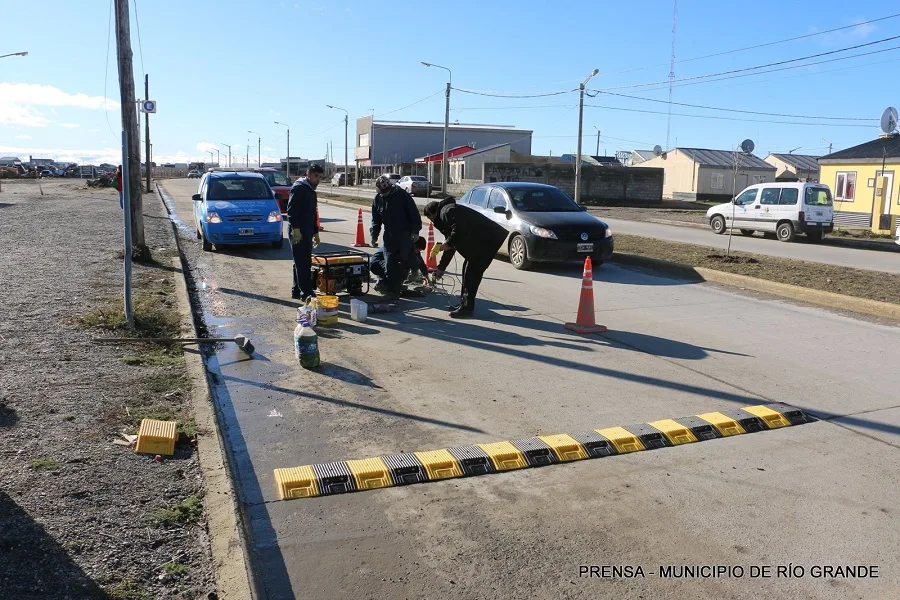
xmin=415 ymin=145 xmax=475 ymax=164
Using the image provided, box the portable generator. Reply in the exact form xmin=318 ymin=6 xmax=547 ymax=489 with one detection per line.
xmin=310 ymin=250 xmax=370 ymax=296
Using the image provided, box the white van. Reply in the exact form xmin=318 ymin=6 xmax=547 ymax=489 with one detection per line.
xmin=706 ymin=182 xmax=834 ymax=242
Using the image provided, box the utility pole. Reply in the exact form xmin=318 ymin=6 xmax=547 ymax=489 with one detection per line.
xmin=144 ymin=74 xmax=151 ymax=192
xmin=249 ymin=130 xmax=261 ymax=167
xmin=326 ymin=106 xmax=350 ymax=185
xmin=215 ymin=148 xmax=220 ymax=166
xmin=246 ymin=139 xmax=249 ymax=168
xmin=822 ymin=137 xmax=833 ymax=155
xmin=594 ymin=126 xmax=600 ymax=156
xmin=220 ymin=143 xmax=232 ymax=167
xmin=207 ymin=150 xmax=214 ymax=166
xmin=665 ymin=0 xmax=678 ymax=150
xmin=421 ymin=62 xmax=452 ymax=195
xmin=114 ymin=0 xmax=148 ymax=261
xmin=275 ymin=122 xmax=290 ymax=176
xmin=575 ymin=68 xmax=599 ymax=205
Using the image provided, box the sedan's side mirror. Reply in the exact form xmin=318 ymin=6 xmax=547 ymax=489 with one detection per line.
xmin=493 ymin=206 xmax=506 ymax=214
xmin=192 ymin=194 xmax=202 ymax=201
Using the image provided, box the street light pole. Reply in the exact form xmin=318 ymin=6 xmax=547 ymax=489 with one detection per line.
xmin=249 ymin=130 xmax=261 ymax=167
xmin=220 ymin=143 xmax=232 ymax=167
xmin=206 ymin=150 xmax=214 ymax=167
xmin=594 ymin=126 xmax=601 ymax=156
xmin=326 ymin=105 xmax=350 ymax=185
xmin=275 ymin=121 xmax=290 ymax=176
xmin=0 ymin=51 xmax=28 ymax=59
xmin=421 ymin=61 xmax=451 ymax=195
xmin=215 ymin=149 xmax=220 ymax=166
xmin=575 ymin=69 xmax=599 ymax=205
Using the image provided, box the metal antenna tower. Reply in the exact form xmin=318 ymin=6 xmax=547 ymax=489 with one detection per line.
xmin=665 ymin=0 xmax=677 ymax=149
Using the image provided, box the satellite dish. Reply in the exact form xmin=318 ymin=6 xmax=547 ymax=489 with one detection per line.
xmin=740 ymin=139 xmax=755 ymax=154
xmin=653 ymin=145 xmax=663 ymax=156
xmin=880 ymin=107 xmax=898 ymax=134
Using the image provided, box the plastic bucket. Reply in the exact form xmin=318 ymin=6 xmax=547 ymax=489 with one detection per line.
xmin=350 ymin=299 xmax=368 ymax=322
xmin=316 ymin=295 xmax=339 ymax=326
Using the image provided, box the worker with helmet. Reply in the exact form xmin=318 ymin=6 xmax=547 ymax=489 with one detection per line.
xmin=370 ymin=174 xmax=422 ymax=299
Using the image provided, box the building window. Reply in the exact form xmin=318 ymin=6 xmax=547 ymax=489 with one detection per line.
xmin=835 ymin=171 xmax=856 ymax=201
xmin=710 ymin=173 xmax=724 ymax=190
xmin=359 ymin=133 xmax=370 ymax=147
xmin=752 ymin=174 xmax=767 ymax=184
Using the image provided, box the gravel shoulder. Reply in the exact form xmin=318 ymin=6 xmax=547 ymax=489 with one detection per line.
xmin=0 ymin=179 xmax=215 ymax=599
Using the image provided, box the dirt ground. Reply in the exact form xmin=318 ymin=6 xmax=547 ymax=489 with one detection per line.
xmin=0 ymin=179 xmax=215 ymax=599
xmin=614 ymin=233 xmax=900 ymax=305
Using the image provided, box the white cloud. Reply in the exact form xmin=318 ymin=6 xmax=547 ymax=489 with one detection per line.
xmin=0 ymin=104 xmax=50 ymax=127
xmin=61 ymin=123 xmax=80 ymax=129
xmin=196 ymin=141 xmax=218 ymax=153
xmin=15 ymin=135 xmax=32 ymax=140
xmin=0 ymin=83 xmax=119 ymax=110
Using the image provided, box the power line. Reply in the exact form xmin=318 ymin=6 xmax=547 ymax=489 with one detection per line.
xmin=103 ymin=0 xmax=115 ymax=137
xmin=597 ymin=34 xmax=900 ymax=91
xmin=599 ymin=12 xmax=900 ymax=77
xmin=584 ymin=103 xmax=873 ymax=127
xmin=451 ymin=86 xmax=576 ymax=98
xmin=376 ymin=89 xmax=445 ymax=117
xmin=596 ymin=90 xmax=875 ymax=121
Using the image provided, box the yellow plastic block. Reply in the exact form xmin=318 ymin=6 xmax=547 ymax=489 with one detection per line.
xmin=539 ymin=434 xmax=589 ymax=462
xmin=274 ymin=466 xmax=320 ymax=499
xmin=478 ymin=441 xmax=528 ymax=471
xmin=134 ymin=419 xmax=177 ymax=456
xmin=346 ymin=457 xmax=393 ymax=491
xmin=648 ymin=419 xmax=698 ymax=445
xmin=413 ymin=449 xmax=463 ymax=480
xmin=742 ymin=405 xmax=791 ymax=429
xmin=596 ymin=427 xmax=646 ymax=454
xmin=697 ymin=412 xmax=746 ymax=437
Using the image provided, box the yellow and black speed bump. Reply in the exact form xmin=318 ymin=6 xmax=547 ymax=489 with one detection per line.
xmin=273 ymin=403 xmax=812 ymax=500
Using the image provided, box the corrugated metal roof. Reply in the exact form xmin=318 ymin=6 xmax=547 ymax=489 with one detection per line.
xmin=678 ymin=148 xmax=774 ymax=170
xmin=632 ymin=150 xmax=656 ymax=162
xmin=768 ymin=153 xmax=820 ymax=171
xmin=821 ymin=134 xmax=900 ymax=161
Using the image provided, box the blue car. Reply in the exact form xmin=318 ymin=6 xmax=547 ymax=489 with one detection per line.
xmin=192 ymin=171 xmax=284 ymax=251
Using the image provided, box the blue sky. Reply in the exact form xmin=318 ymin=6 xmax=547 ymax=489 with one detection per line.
xmin=2 ymin=0 xmax=900 ymax=165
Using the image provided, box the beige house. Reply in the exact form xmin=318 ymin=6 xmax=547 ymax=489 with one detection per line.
xmin=637 ymin=148 xmax=776 ymax=202
xmin=764 ymin=153 xmax=820 ymax=182
xmin=448 ymin=143 xmax=512 ymax=183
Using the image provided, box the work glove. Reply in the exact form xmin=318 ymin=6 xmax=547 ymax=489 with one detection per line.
xmin=371 ymin=237 xmax=379 ymax=247
xmin=290 ymin=229 xmax=303 ymax=245
xmin=429 ymin=242 xmax=442 ymax=259
xmin=312 ymin=232 xmax=320 ymax=248
xmin=433 ymin=269 xmax=445 ymax=280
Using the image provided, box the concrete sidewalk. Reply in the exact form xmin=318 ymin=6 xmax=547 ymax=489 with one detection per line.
xmin=162 ymin=178 xmax=900 ymax=600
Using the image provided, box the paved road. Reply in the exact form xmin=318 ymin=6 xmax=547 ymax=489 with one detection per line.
xmin=162 ymin=179 xmax=900 ymax=600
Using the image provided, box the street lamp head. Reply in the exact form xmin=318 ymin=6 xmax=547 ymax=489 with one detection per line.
xmin=591 ymin=68 xmax=599 ymax=76
xmin=421 ymin=62 xmax=431 ymax=67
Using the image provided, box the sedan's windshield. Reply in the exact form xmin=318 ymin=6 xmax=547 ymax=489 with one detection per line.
xmin=507 ymin=187 xmax=580 ymax=212
xmin=805 ymin=187 xmax=833 ymax=206
xmin=207 ymin=178 xmax=272 ymax=200
xmin=261 ymin=171 xmax=291 ymax=187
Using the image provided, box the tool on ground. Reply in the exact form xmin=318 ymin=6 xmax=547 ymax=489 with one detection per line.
xmin=565 ymin=257 xmax=607 ymax=334
xmin=92 ymin=335 xmax=256 ymax=355
xmin=310 ymin=250 xmax=370 ymax=296
xmin=425 ymin=223 xmax=438 ymax=271
xmin=352 ymin=208 xmax=370 ymax=247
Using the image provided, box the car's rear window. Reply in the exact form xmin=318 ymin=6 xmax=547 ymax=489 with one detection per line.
xmin=411 ymin=176 xmax=427 ymax=181
xmin=805 ymin=187 xmax=833 ymax=206
xmin=506 ymin=187 xmax=580 ymax=212
xmin=261 ymin=171 xmax=291 ymax=186
xmin=207 ymin=178 xmax=271 ymax=200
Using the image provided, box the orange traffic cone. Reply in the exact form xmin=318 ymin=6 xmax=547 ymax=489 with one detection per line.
xmin=352 ymin=208 xmax=370 ymax=247
xmin=425 ymin=223 xmax=438 ymax=271
xmin=565 ymin=257 xmax=607 ymax=334
xmin=316 ymin=207 xmax=323 ymax=232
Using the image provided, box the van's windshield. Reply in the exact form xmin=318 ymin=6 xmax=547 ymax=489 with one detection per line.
xmin=805 ymin=187 xmax=833 ymax=206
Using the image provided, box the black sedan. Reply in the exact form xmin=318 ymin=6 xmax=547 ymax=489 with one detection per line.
xmin=455 ymin=182 xmax=612 ymax=270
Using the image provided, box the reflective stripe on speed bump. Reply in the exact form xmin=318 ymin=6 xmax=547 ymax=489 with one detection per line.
xmin=273 ymin=403 xmax=811 ymax=500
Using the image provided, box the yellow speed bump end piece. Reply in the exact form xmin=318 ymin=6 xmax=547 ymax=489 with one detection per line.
xmin=274 ymin=466 xmax=320 ymax=499
xmin=648 ymin=419 xmax=698 ymax=445
xmin=134 ymin=419 xmax=177 ymax=456
xmin=742 ymin=405 xmax=791 ymax=429
xmin=697 ymin=412 xmax=746 ymax=437
xmin=539 ymin=434 xmax=589 ymax=462
xmin=478 ymin=441 xmax=528 ymax=471
xmin=413 ymin=449 xmax=463 ymax=480
xmin=596 ymin=427 xmax=645 ymax=454
xmin=346 ymin=457 xmax=393 ymax=491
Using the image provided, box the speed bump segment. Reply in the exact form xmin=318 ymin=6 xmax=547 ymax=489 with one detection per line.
xmin=273 ymin=403 xmax=811 ymax=500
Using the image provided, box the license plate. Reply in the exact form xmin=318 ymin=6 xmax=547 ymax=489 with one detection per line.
xmin=577 ymin=243 xmax=594 ymax=252
xmin=238 ymin=228 xmax=254 ymax=236
xmin=816 ymin=212 xmax=823 ymax=217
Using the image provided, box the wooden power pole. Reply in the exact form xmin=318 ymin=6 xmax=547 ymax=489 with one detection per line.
xmin=145 ymin=74 xmax=151 ymax=193
xmin=114 ymin=0 xmax=149 ymax=260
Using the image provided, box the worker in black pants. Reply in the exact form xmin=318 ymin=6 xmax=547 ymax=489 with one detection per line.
xmin=287 ymin=164 xmax=324 ymax=299
xmin=370 ymin=174 xmax=422 ymax=300
xmin=424 ymin=197 xmax=508 ymax=319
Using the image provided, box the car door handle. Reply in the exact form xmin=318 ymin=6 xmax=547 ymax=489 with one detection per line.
xmin=754 ymin=206 xmax=761 ymax=209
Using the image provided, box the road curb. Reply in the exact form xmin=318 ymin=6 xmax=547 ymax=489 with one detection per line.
xmin=158 ymin=183 xmax=256 ymax=600
xmin=613 ymin=251 xmax=900 ymax=321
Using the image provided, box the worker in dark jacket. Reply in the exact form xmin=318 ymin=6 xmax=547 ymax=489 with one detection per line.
xmin=424 ymin=196 xmax=508 ymax=318
xmin=370 ymin=174 xmax=422 ymax=299
xmin=287 ymin=164 xmax=324 ymax=299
